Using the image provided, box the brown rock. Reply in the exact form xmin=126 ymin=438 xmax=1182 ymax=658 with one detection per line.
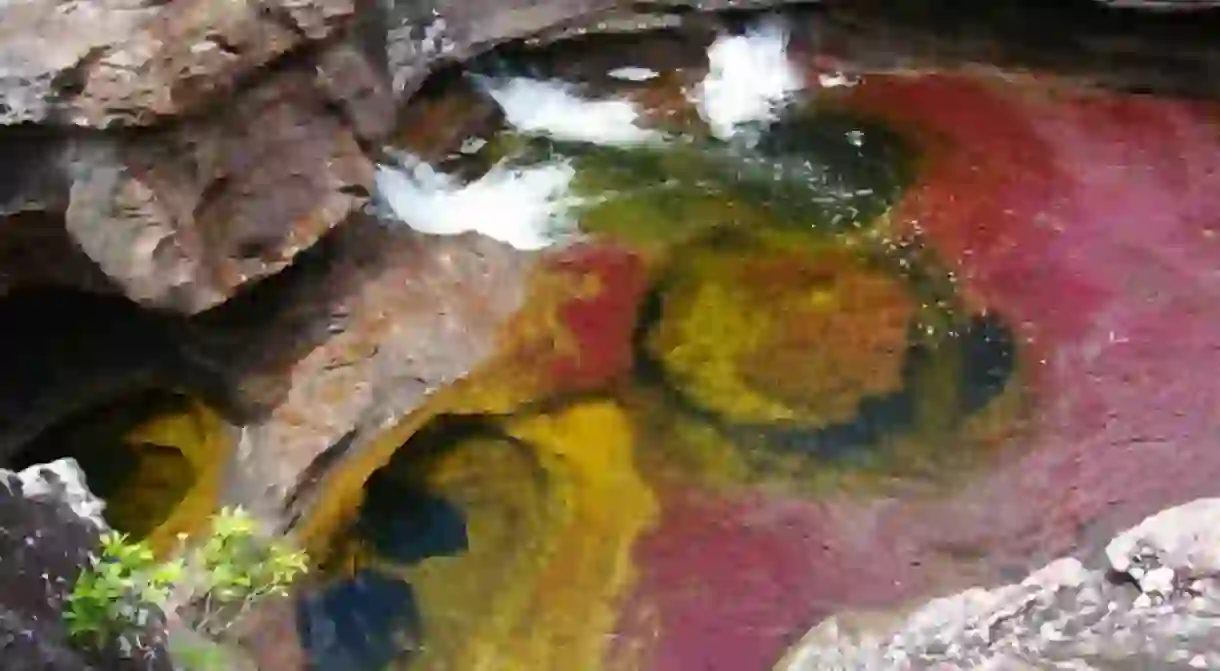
xmin=67 ymin=0 xmax=299 ymax=127
xmin=0 ymin=0 xmax=384 ymax=307
xmin=0 ymin=0 xmax=357 ymax=128
xmin=313 ymin=39 xmax=397 ymax=144
xmin=195 ymin=217 xmax=535 ymax=524
xmin=64 ymin=69 xmax=374 ymax=313
xmin=390 ymin=74 xmax=503 ymax=167
xmin=0 ymin=0 xmax=159 ymax=125
xmin=232 ymin=597 xmax=307 ymax=671
xmin=381 ymin=0 xmax=623 ymax=98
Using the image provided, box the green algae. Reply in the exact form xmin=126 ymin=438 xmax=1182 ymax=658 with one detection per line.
xmin=480 ymin=105 xmax=917 ymax=254
xmin=406 ymin=99 xmax=1016 ymax=495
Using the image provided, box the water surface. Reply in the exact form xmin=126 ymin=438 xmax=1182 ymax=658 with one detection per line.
xmin=18 ymin=12 xmax=1219 ymax=671
xmin=301 ymin=21 xmax=1060 ymax=671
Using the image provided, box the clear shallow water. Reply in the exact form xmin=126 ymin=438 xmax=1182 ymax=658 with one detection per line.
xmin=301 ymin=21 xmax=1044 ymax=671
xmin=15 ymin=12 xmax=1220 ymax=671
xmin=373 ymin=20 xmax=818 ymax=252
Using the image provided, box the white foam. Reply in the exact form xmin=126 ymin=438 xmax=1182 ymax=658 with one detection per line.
xmin=817 ymin=72 xmax=859 ymax=88
xmin=608 ymin=66 xmax=659 ymax=82
xmin=374 ymin=155 xmax=580 ymax=251
xmin=476 ymin=75 xmax=662 ymax=146
xmin=691 ymin=19 xmax=804 ymax=141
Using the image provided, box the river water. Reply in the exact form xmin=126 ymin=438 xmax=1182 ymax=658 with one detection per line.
xmin=20 ymin=9 xmax=1220 ymax=671
xmin=277 ymin=12 xmax=1220 ymax=671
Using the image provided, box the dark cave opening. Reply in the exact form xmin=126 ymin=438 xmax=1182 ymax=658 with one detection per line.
xmin=8 ymin=390 xmax=201 ymax=541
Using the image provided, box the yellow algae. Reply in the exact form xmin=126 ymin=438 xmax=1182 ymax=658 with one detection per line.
xmin=648 ymin=237 xmax=915 ymax=428
xmin=880 ymin=361 xmax=1030 ymax=484
xmin=91 ymin=445 xmax=192 ymax=541
xmin=623 ymin=378 xmax=898 ymax=498
xmin=571 ymin=154 xmax=786 ymax=258
xmin=10 ymin=391 xmax=230 ymax=555
xmin=284 ymin=89 xmax=1022 ymax=671
xmin=294 ymin=261 xmax=602 ymax=559
xmin=119 ymin=396 xmax=231 ymax=554
xmin=379 ymin=434 xmax=557 ymax=670
xmin=654 ymin=279 xmax=790 ymax=423
xmin=634 ymin=308 xmax=1025 ymax=498
xmin=294 ymin=406 xmax=440 ymax=562
xmin=293 ymin=280 xmax=603 ymax=558
xmin=300 ymin=399 xmax=657 ymax=671
xmin=400 ymin=401 xmax=658 ymax=671
xmin=294 ymin=364 xmax=552 ymax=564
xmin=498 ymin=401 xmax=658 ymax=671
xmin=622 ymin=384 xmax=753 ymax=490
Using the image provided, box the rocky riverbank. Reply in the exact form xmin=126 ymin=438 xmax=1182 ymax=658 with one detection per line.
xmin=2 ymin=0 xmax=1220 ymax=669
xmin=778 ymin=498 xmax=1220 ymax=670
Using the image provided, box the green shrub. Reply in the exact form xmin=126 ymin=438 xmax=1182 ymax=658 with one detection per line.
xmin=63 ymin=531 xmax=183 ymax=649
xmin=64 ymin=506 xmax=308 ymax=666
xmin=187 ymin=506 xmax=308 ymax=636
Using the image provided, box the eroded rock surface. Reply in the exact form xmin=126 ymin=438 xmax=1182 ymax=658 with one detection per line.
xmin=64 ymin=70 xmax=375 ymax=312
xmin=2 ymin=4 xmax=1220 ymax=669
xmin=0 ymin=0 xmax=354 ymax=127
xmin=0 ymin=0 xmax=649 ymax=310
xmin=0 ymin=458 xmax=169 ymax=671
xmin=217 ymin=220 xmax=534 ymax=524
xmin=777 ymin=499 xmax=1220 ymax=670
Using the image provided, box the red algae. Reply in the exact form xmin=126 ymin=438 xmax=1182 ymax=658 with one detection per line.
xmin=613 ymin=487 xmax=921 ymax=671
xmin=616 ymin=72 xmax=1220 ymax=670
xmin=546 ymin=243 xmax=650 ymax=393
xmin=844 ymin=73 xmax=1220 ymax=555
xmin=311 ymin=56 xmax=1220 ymax=671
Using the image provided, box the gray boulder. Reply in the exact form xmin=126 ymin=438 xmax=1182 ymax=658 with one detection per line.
xmin=778 ymin=499 xmax=1220 ymax=671
xmin=0 ymin=458 xmax=170 ymax=671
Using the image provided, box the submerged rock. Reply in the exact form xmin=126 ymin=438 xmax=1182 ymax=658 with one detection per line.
xmin=219 ymin=220 xmax=534 ymax=529
xmin=776 ymin=498 xmax=1220 ymax=670
xmin=646 ymin=234 xmax=916 ymax=428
